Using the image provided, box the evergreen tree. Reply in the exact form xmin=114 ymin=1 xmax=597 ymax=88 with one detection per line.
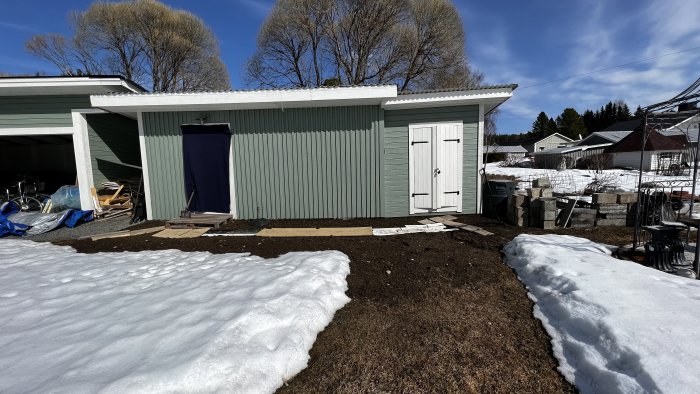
xmin=556 ymin=108 xmax=587 ymax=139
xmin=634 ymin=105 xmax=645 ymax=119
xmin=531 ymin=112 xmax=550 ymax=137
xmin=547 ymin=117 xmax=559 ymax=135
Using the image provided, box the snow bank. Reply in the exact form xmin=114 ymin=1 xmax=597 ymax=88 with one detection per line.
xmin=486 ymin=162 xmax=697 ymax=194
xmin=504 ymin=234 xmax=700 ymax=393
xmin=0 ymin=240 xmax=350 ymax=393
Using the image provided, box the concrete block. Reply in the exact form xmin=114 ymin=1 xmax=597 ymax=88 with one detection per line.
xmin=592 ymin=193 xmax=617 ymax=204
xmin=595 ymin=218 xmax=627 ymax=227
xmin=617 ymin=193 xmax=638 ymax=204
xmin=570 ymin=218 xmax=595 ymax=228
xmin=533 ymin=177 xmax=551 ymax=188
xmin=542 ymin=220 xmax=556 ymax=230
xmin=594 ymin=204 xmax=627 ymax=214
xmin=600 ymin=213 xmax=627 ymax=220
xmin=528 ymin=188 xmax=542 ymax=198
xmin=509 ymin=194 xmax=528 ymax=207
xmin=541 ymin=210 xmax=556 ymax=221
xmin=540 ymin=198 xmax=557 ymax=211
xmin=541 ymin=188 xmax=553 ymax=198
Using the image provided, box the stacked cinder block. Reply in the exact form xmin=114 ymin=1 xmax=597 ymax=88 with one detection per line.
xmin=540 ymin=197 xmax=557 ymax=230
xmin=507 ymin=193 xmax=529 ymax=227
xmin=617 ymin=192 xmax=639 ymax=227
xmin=528 ymin=178 xmax=554 ymax=229
xmin=592 ymin=193 xmax=637 ymax=226
xmin=568 ymin=207 xmax=597 ymax=228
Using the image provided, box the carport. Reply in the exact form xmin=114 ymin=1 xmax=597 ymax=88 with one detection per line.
xmin=0 ymin=76 xmax=145 ymax=209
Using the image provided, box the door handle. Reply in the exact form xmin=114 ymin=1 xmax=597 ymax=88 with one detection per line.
xmin=434 ymin=168 xmax=441 ymax=175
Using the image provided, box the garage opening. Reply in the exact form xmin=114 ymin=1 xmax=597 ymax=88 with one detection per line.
xmin=0 ymin=135 xmax=76 ymax=197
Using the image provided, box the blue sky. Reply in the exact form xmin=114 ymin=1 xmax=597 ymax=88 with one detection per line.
xmin=1 ymin=0 xmax=699 ymax=134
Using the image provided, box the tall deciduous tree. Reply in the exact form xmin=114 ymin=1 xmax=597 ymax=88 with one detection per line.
xmin=246 ymin=0 xmax=481 ymax=91
xmin=26 ymin=0 xmax=230 ymax=92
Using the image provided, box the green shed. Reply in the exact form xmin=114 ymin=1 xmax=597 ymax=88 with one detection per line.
xmin=91 ymin=84 xmax=516 ymax=220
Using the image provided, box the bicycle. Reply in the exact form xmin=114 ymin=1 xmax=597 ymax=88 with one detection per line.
xmin=2 ymin=179 xmax=46 ymax=212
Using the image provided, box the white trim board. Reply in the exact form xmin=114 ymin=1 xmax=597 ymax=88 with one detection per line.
xmin=70 ymin=111 xmax=95 ymax=211
xmin=0 ymin=77 xmax=143 ymax=96
xmin=136 ymin=112 xmax=154 ymax=220
xmin=0 ymin=127 xmax=74 ymax=136
xmin=477 ymin=104 xmax=485 ymax=214
xmin=91 ymin=85 xmax=398 ymax=112
xmin=91 ymin=85 xmax=517 ymax=113
xmin=383 ymin=87 xmax=515 ymax=110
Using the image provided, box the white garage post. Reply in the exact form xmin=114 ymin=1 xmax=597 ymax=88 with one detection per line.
xmin=136 ymin=112 xmax=154 ymax=220
xmin=71 ymin=111 xmax=96 ymax=211
xmin=476 ymin=104 xmax=485 ymax=214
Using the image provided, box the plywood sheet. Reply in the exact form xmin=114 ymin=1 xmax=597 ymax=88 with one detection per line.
xmin=256 ymin=227 xmax=373 ymax=237
xmin=153 ymin=228 xmax=210 ymax=238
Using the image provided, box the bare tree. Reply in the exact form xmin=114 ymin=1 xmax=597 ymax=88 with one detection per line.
xmin=26 ymin=0 xmax=230 ymax=92
xmin=246 ymin=0 xmax=484 ymax=93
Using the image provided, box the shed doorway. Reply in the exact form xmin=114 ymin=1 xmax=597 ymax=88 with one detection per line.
xmin=181 ymin=124 xmax=231 ymax=213
xmin=409 ymin=122 xmax=463 ymax=214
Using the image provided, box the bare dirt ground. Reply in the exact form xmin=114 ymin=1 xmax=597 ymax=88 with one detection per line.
xmin=53 ymin=215 xmax=634 ymax=393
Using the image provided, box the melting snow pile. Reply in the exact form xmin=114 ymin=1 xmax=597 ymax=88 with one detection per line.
xmin=485 ymin=162 xmax=700 ymax=194
xmin=504 ymin=234 xmax=700 ymax=393
xmin=0 ymin=240 xmax=350 ymax=393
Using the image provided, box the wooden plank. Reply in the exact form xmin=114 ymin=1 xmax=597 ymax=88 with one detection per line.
xmin=129 ymin=226 xmax=165 ymax=236
xmin=90 ymin=230 xmax=131 ymax=241
xmin=102 ymin=185 xmax=124 ymax=206
xmin=257 ymin=227 xmax=373 ymax=237
xmin=417 ymin=219 xmax=436 ymax=225
xmin=153 ymin=228 xmax=210 ymax=238
xmin=557 ymin=198 xmax=578 ymax=227
xmin=178 ymin=228 xmax=210 ymax=238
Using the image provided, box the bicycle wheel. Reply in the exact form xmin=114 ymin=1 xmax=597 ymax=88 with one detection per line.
xmin=12 ymin=196 xmax=43 ymax=212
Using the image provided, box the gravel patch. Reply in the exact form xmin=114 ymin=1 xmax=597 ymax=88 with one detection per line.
xmin=25 ymin=216 xmax=135 ymax=242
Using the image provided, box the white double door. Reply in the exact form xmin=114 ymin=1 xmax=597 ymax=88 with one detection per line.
xmin=409 ymin=122 xmax=463 ymax=214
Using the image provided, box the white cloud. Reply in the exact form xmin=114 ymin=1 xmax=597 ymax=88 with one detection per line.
xmin=0 ymin=21 xmax=37 ymax=33
xmin=233 ymin=0 xmax=272 ymax=17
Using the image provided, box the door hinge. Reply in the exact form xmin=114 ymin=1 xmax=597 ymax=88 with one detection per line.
xmin=411 ymin=141 xmax=429 ymax=145
xmin=443 ymin=139 xmax=461 ymax=143
xmin=445 ymin=191 xmax=460 ymax=195
xmin=412 ymin=193 xmax=429 ymax=197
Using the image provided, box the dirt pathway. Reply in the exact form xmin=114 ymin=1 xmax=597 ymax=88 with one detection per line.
xmin=55 ymin=216 xmax=633 ymax=393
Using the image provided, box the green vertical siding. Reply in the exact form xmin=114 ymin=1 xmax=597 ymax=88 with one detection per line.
xmin=383 ymin=105 xmax=480 ymax=217
xmin=0 ymin=95 xmax=91 ymax=128
xmin=142 ymin=106 xmax=383 ymax=220
xmin=86 ymin=113 xmax=141 ymax=185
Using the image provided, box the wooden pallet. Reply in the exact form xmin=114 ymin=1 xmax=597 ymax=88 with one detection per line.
xmin=166 ymin=213 xmax=232 ymax=229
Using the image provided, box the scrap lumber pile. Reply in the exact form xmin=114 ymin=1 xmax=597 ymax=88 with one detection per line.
xmin=92 ymin=181 xmax=136 ymax=219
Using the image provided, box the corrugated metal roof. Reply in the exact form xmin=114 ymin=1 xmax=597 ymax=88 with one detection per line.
xmin=489 ymin=145 xmax=527 ymax=153
xmin=95 ymin=84 xmax=396 ymax=97
xmin=532 ymin=143 xmax=613 ymax=155
xmin=397 ymin=84 xmax=518 ymax=95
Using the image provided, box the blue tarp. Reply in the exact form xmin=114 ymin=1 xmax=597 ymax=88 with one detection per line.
xmin=0 ymin=202 xmax=29 ymax=237
xmin=0 ymin=201 xmax=94 ymax=238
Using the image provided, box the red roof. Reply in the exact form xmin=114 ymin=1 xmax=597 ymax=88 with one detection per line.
xmin=605 ymin=128 xmax=688 ymax=153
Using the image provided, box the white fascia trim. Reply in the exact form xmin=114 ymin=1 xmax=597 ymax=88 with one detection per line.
xmin=0 ymin=77 xmax=142 ymax=92
xmin=382 ymin=87 xmax=514 ymax=110
xmin=476 ymin=104 xmax=485 ymax=214
xmin=0 ymin=127 xmax=74 ymax=136
xmin=137 ymin=112 xmax=154 ymax=220
xmin=91 ymin=85 xmax=398 ymax=112
xmin=70 ymin=111 xmax=95 ymax=211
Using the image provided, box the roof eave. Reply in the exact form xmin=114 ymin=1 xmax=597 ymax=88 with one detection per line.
xmin=381 ymin=86 xmax=516 ymax=111
xmin=91 ymin=85 xmax=399 ymax=112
